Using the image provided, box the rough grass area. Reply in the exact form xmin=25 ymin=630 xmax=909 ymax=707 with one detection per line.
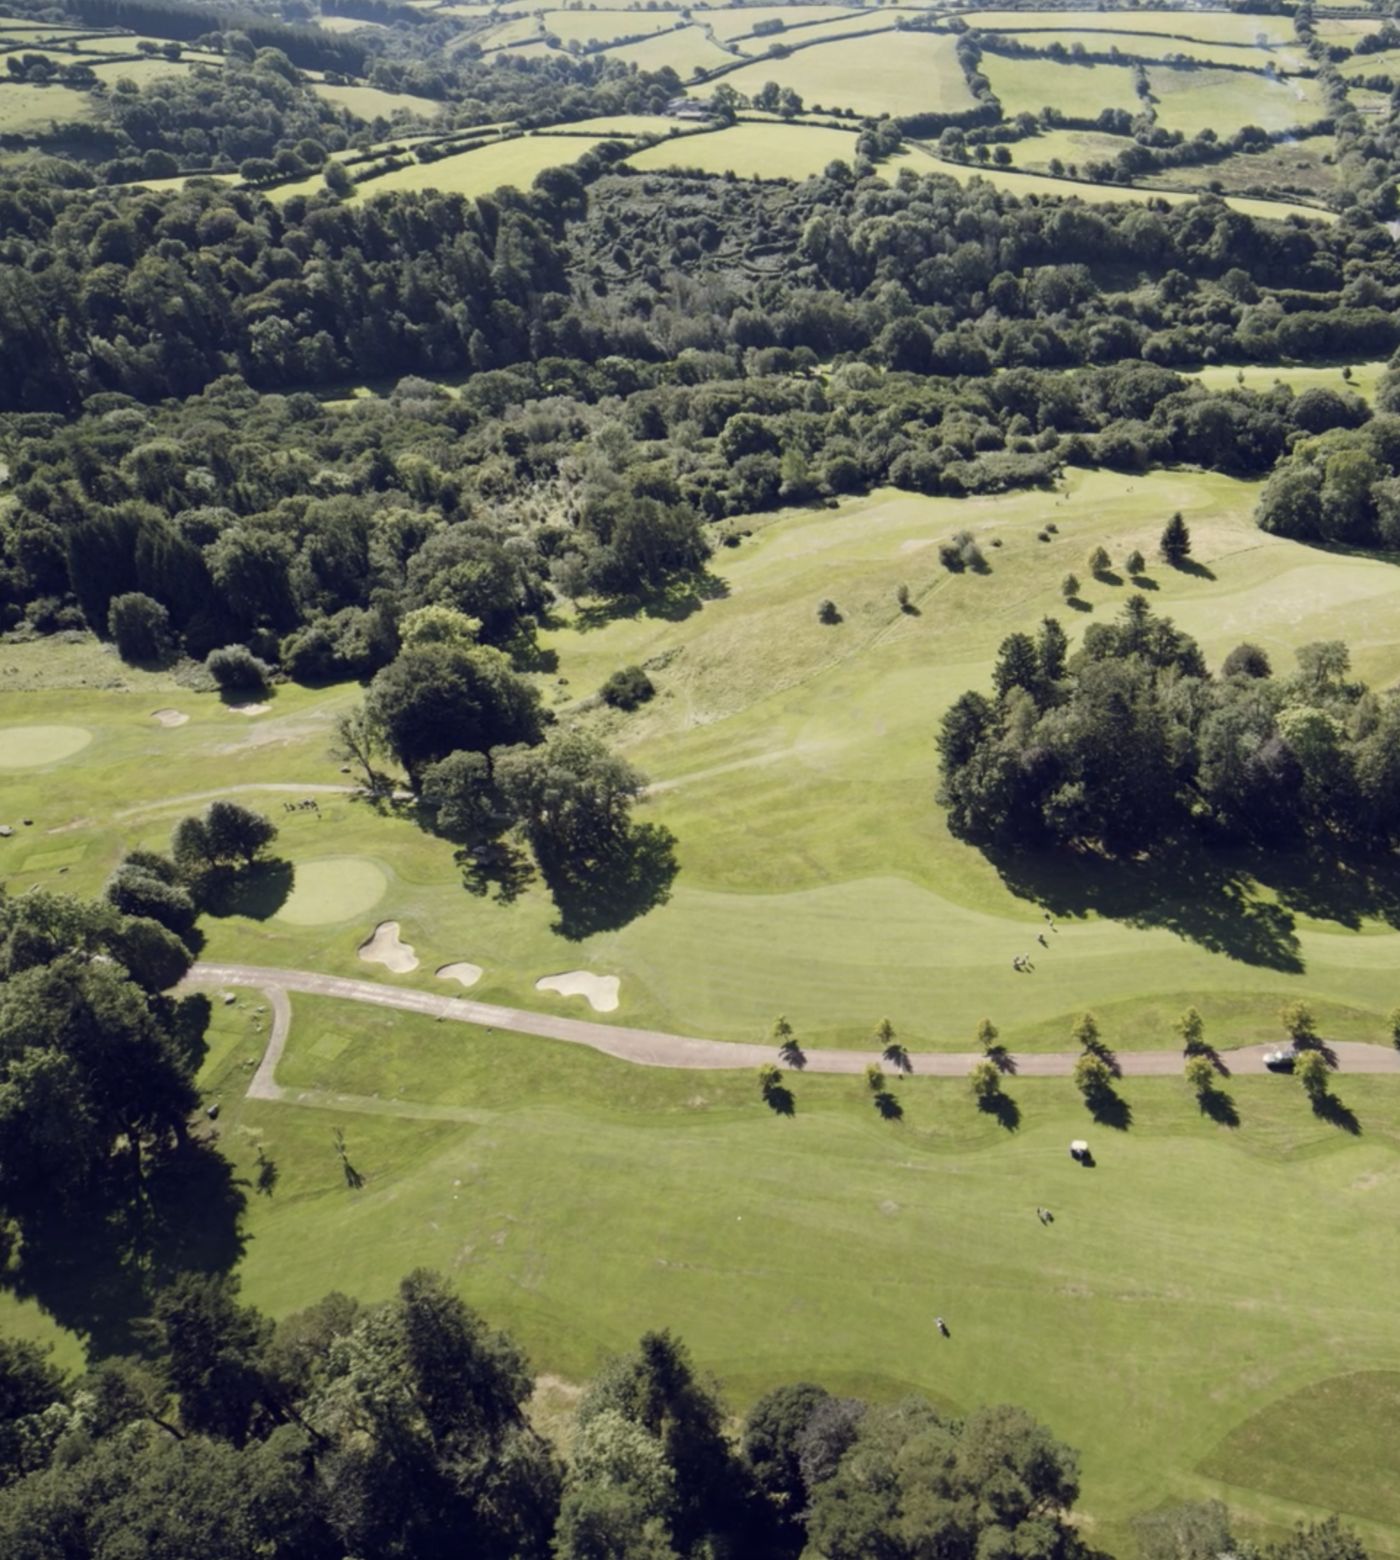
xmin=717 ymin=31 xmax=976 ymax=118
xmin=310 ymin=81 xmax=447 ymax=122
xmin=178 ymin=993 xmax=1400 ymax=1557
xmin=332 ymin=134 xmax=613 ymax=201
xmin=984 ymin=28 xmax=1309 ymax=73
xmin=1148 ymin=66 xmax=1330 ymax=139
xmin=963 ymin=8 xmax=1298 ymax=47
xmin=1143 ymin=133 xmax=1340 ymax=203
xmin=0 ymin=82 xmax=94 ymax=132
xmin=1201 ymin=1374 xmax=1400 ymax=1538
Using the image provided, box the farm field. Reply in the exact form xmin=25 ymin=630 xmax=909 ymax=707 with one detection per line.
xmin=702 ymin=3 xmax=858 ymax=41
xmin=729 ymin=9 xmax=898 ymax=50
xmin=120 ymin=991 xmax=1400 ymax=1558
xmin=1346 ymin=47 xmax=1400 ymax=81
xmin=1147 ymin=65 xmax=1330 ymax=139
xmin=0 ymin=81 xmax=93 ymax=131
xmin=1009 ymin=126 xmax=1137 ymax=171
xmin=4 ymin=468 xmax=1400 ymax=1057
xmin=311 ymin=80 xmax=448 ymax=121
xmin=962 ymin=8 xmax=1299 ymax=47
xmin=1314 ymin=16 xmax=1386 ymax=45
xmin=982 ymin=53 xmax=1144 ymax=119
xmin=979 ymin=29 xmax=1309 ymax=72
xmin=602 ymin=23 xmax=736 ymax=75
xmin=628 ymin=121 xmax=865 ymax=179
xmin=538 ymin=7 xmax=684 ymax=43
xmin=1185 ymin=360 xmax=1387 ymax=401
xmin=716 ymin=30 xmax=976 ymax=117
xmin=475 ymin=14 xmax=543 ymax=48
xmin=1143 ymin=134 xmax=1340 ymax=203
xmin=345 ymin=133 xmax=613 ymax=196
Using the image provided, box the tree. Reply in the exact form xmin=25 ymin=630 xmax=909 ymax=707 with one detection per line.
xmin=1280 ymin=1001 xmax=1318 ymax=1047
xmin=1087 ymin=545 xmax=1112 ymax=576
xmin=1125 ymin=548 xmax=1146 ymax=576
xmin=1071 ymin=1011 xmax=1101 ymax=1051
xmin=1389 ymin=1006 xmax=1400 ymax=1049
xmin=743 ymin=1382 xmax=831 ymax=1520
xmin=1222 ymin=642 xmax=1272 ymax=679
xmin=421 ymin=750 xmax=504 ymax=840
xmin=976 ymin=1018 xmax=999 ymax=1052
xmin=1177 ymin=1006 xmax=1205 ymax=1055
xmin=602 ymin=666 xmax=656 ymax=711
xmin=1269 ymin=1516 xmax=1370 ymax=1560
xmin=1061 ymin=572 xmax=1080 ymax=601
xmin=172 ymin=814 xmax=215 ymax=875
xmin=106 ymin=860 xmax=198 ymax=938
xmin=108 ymin=592 xmax=171 ymax=663
xmin=772 ymin=1016 xmax=805 ymax=1070
xmin=1184 ymin=1054 xmax=1215 ymax=1096
xmin=969 ymin=1058 xmax=1001 ymax=1102
xmin=204 ymin=801 xmax=277 ymax=867
xmin=992 ymin=633 xmax=1040 ymax=700
xmin=1160 ymin=510 xmax=1192 ymax=564
xmin=366 ymin=643 xmax=543 ymax=787
xmin=149 ymin=1272 xmax=276 ymax=1446
xmin=864 ymin=1062 xmax=884 ymax=1092
xmin=1296 ymin=1048 xmax=1331 ymax=1099
xmin=876 ymin=1019 xmax=910 ymax=1077
xmin=496 ymin=732 xmax=644 ymax=870
xmin=329 ymin=706 xmax=382 ymax=791
xmin=1073 ymin=1052 xmax=1113 ymax=1104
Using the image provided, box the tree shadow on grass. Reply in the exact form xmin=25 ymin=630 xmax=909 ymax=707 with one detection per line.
xmin=199 ymin=858 xmax=294 ymax=920
xmin=574 ymin=571 xmax=730 ymax=633
xmin=456 ymin=839 xmax=535 ymax=905
xmin=1312 ymin=1092 xmax=1361 ymax=1135
xmin=873 ymin=1090 xmax=903 ymax=1121
xmin=1092 ymin=570 xmax=1124 ymax=588
xmin=1171 ymin=557 xmax=1217 ymax=581
xmin=979 ymin=1091 xmax=1021 ymax=1131
xmin=1088 ymin=1089 xmax=1132 ymax=1131
xmin=1198 ymin=1088 xmax=1240 ymax=1128
xmin=1129 ymin=573 xmax=1159 ymax=592
xmin=763 ymin=1084 xmax=795 ymax=1116
xmin=544 ymin=822 xmax=679 ymax=939
xmin=0 ymin=1139 xmax=247 ymax=1358
xmin=988 ymin=1045 xmax=1018 ymax=1076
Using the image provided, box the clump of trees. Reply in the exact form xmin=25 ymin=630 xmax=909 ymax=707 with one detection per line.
xmin=939 ymin=597 xmax=1400 ymax=854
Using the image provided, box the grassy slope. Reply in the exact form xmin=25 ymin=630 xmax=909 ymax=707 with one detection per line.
xmin=983 ymin=54 xmax=1145 ymax=119
xmin=628 ymin=122 xmax=864 ymax=180
xmin=5 ymin=470 xmax=1400 ymax=1055
xmin=193 ymin=991 xmax=1400 ymax=1556
xmin=1148 ymin=67 xmax=1329 ymax=140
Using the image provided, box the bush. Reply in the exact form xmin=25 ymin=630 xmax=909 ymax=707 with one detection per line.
xmin=206 ymin=644 xmax=271 ymax=694
xmin=107 ymin=592 xmax=171 ymax=663
xmin=600 ymin=665 xmax=655 ymax=711
xmin=817 ymin=599 xmax=842 ymax=624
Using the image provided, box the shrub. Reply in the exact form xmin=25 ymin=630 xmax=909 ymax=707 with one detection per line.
xmin=206 ymin=644 xmax=271 ymax=694
xmin=601 ymin=665 xmax=656 ymax=710
xmin=107 ymin=592 xmax=171 ymax=663
xmin=1061 ymin=573 xmax=1080 ymax=600
xmin=817 ymin=599 xmax=842 ymax=624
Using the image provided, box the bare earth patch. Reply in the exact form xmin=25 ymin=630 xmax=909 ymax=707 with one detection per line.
xmin=151 ymin=707 xmax=189 ymax=727
xmin=436 ymin=961 xmax=484 ymax=988
xmin=358 ymin=920 xmax=419 ymax=973
xmin=535 ymin=970 xmax=620 ymax=1013
xmin=229 ymin=702 xmax=271 ymax=716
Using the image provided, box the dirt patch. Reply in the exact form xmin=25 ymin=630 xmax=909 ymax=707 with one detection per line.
xmin=229 ymin=702 xmax=271 ymax=717
xmin=436 ymin=961 xmax=484 ymax=989
xmin=535 ymin=970 xmax=620 ymax=1013
xmin=151 ymin=707 xmax=189 ymax=727
xmin=358 ymin=920 xmax=419 ymax=973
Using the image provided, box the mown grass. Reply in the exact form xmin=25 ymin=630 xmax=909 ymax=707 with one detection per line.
xmin=602 ymin=24 xmax=735 ymax=77
xmin=1148 ymin=66 xmax=1330 ymax=140
xmin=628 ymin=121 xmax=864 ymax=180
xmin=983 ymin=54 xmax=1144 ymax=119
xmin=187 ymin=991 xmax=1400 ymax=1555
xmin=310 ymin=81 xmax=448 ymax=123
xmin=963 ymin=9 xmax=1298 ymax=47
xmin=985 ymin=29 xmax=1309 ymax=73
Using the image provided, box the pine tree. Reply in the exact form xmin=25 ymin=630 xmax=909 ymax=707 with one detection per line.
xmin=1160 ymin=511 xmax=1191 ymax=564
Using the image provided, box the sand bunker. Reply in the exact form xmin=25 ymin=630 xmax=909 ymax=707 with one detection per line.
xmin=229 ymin=702 xmax=270 ymax=717
xmin=535 ymin=970 xmax=620 ymax=1013
xmin=151 ymin=708 xmax=189 ymax=728
xmin=359 ymin=920 xmax=418 ymax=973
xmin=276 ymin=857 xmax=387 ymax=926
xmin=436 ymin=961 xmax=483 ymax=989
xmin=0 ymin=725 xmax=93 ymax=769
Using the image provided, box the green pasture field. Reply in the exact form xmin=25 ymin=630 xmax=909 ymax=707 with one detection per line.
xmin=4 ymin=467 xmax=1399 ymax=1060
xmin=716 ymin=31 xmax=976 ymax=117
xmin=963 ymin=9 xmax=1298 ymax=47
xmin=317 ymin=13 xmax=388 ymax=29
xmin=983 ymin=28 xmax=1309 ymax=73
xmin=703 ymin=3 xmax=858 ymax=42
xmin=0 ymin=82 xmax=94 ymax=132
xmin=168 ymin=991 xmax=1400 ymax=1557
xmin=1185 ymin=360 xmax=1386 ymax=402
xmin=311 ymin=81 xmax=448 ymax=122
xmin=555 ymin=113 xmax=707 ymax=137
xmin=1143 ymin=134 xmax=1339 ymax=203
xmin=1147 ymin=66 xmax=1330 ymax=139
xmin=346 ymin=134 xmax=614 ymax=197
xmin=601 ymin=24 xmax=736 ymax=76
xmin=90 ymin=56 xmax=198 ymax=85
xmin=476 ymin=13 xmax=549 ymax=48
xmin=730 ymin=9 xmax=898 ymax=51
xmin=627 ymin=121 xmax=864 ymax=179
xmin=982 ymin=53 xmax=1144 ymax=119
xmin=892 ymin=146 xmax=1334 ymax=222
xmin=1314 ymin=16 xmax=1386 ymax=47
xmin=1346 ymin=46 xmax=1400 ymax=81
xmin=1009 ymin=126 xmax=1137 ymax=171
xmin=539 ymin=7 xmax=681 ymax=43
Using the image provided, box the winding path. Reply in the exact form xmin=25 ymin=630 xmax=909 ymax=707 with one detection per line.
xmin=187 ymin=963 xmax=1400 ymax=1120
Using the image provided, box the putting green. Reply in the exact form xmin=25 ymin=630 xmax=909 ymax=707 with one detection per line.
xmin=0 ymin=724 xmax=92 ymax=768
xmin=276 ymin=857 xmax=388 ymax=926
